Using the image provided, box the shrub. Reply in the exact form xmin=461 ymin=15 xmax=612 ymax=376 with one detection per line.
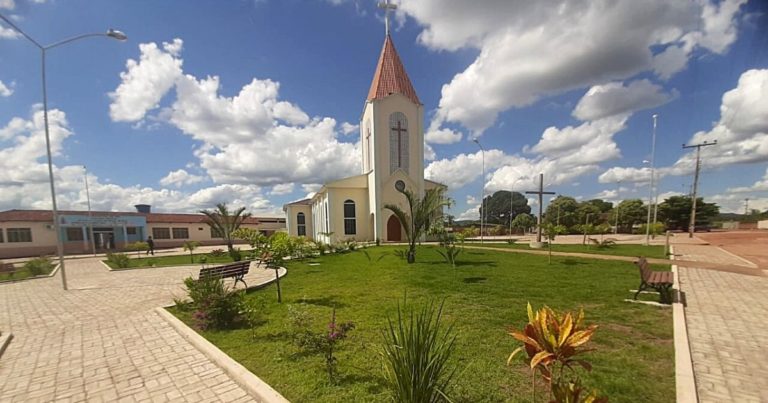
xmin=125 ymin=241 xmax=149 ymax=258
xmin=381 ymin=299 xmax=457 ymax=403
xmin=106 ymin=253 xmax=131 ymax=269
xmin=24 ymin=256 xmax=54 ymax=276
xmin=209 ymin=248 xmax=226 ymax=257
xmin=285 ymin=304 xmax=354 ymax=382
xmin=229 ymin=248 xmax=243 ymax=262
xmin=507 ymin=303 xmax=605 ymax=403
xmin=183 ymin=276 xmax=244 ymax=330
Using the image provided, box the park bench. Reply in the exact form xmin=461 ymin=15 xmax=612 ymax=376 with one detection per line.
xmin=198 ymin=261 xmax=251 ymax=288
xmin=633 ymin=257 xmax=674 ymax=304
xmin=0 ymin=262 xmax=17 ymax=281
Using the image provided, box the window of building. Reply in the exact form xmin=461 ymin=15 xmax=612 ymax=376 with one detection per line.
xmin=152 ymin=227 xmax=171 ymax=239
xmin=343 ymin=200 xmax=356 ymax=235
xmin=210 ymin=227 xmax=223 ymax=238
xmin=297 ymin=212 xmax=306 ymax=236
xmin=66 ymin=227 xmax=84 ymax=241
xmin=126 ymin=227 xmax=137 ymax=235
xmin=172 ymin=228 xmax=189 ymax=239
xmin=7 ymin=228 xmax=32 ymax=243
xmin=0 ymin=229 xmax=4 ymax=243
xmin=389 ymin=112 xmax=409 ymax=174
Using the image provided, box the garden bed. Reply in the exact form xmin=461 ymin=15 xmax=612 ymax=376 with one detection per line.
xmin=169 ymin=246 xmax=674 ymax=402
xmin=103 ymin=252 xmax=237 ymax=269
xmin=0 ymin=257 xmax=57 ymax=282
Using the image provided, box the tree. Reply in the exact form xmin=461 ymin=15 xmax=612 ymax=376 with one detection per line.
xmin=384 ymin=187 xmax=450 ymax=264
xmin=511 ymin=213 xmax=535 ymax=234
xmin=543 ymin=223 xmax=567 ymax=264
xmin=544 ymin=196 xmax=579 ymax=228
xmin=657 ymin=196 xmax=719 ymax=230
xmin=480 ymin=191 xmax=531 ymax=226
xmin=200 ymin=203 xmax=252 ymax=253
xmin=182 ymin=241 xmax=201 ymax=263
xmin=260 ymin=232 xmax=292 ymax=303
xmin=611 ymin=199 xmax=646 ymax=231
xmin=233 ymin=227 xmax=268 ymax=258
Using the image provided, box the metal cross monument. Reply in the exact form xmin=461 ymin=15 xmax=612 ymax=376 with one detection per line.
xmin=378 ymin=0 xmax=397 ymax=35
xmin=525 ymin=173 xmax=555 ymax=243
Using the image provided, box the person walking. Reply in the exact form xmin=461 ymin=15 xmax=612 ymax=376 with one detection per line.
xmin=147 ymin=236 xmax=155 ymax=256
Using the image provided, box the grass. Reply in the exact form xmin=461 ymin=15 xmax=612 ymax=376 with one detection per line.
xmin=466 ymin=241 xmax=667 ymax=259
xmin=104 ymin=252 xmax=236 ymax=269
xmin=0 ymin=259 xmax=56 ymax=282
xmin=169 ymin=246 xmax=674 ymax=402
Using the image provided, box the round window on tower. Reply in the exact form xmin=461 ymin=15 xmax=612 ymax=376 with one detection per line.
xmin=395 ymin=180 xmax=406 ymax=192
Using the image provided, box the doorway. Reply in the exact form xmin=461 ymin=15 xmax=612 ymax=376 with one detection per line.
xmin=386 ymin=215 xmax=402 ymax=242
xmin=93 ymin=228 xmax=115 ymax=250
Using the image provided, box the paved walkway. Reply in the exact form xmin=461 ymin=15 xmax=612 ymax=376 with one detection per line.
xmin=0 ymin=259 xmax=274 ymax=402
xmin=673 ymin=244 xmax=768 ymax=403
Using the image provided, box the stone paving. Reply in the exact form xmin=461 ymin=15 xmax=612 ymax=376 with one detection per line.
xmin=674 ymin=244 xmax=768 ymax=403
xmin=0 ymin=258 xmax=275 ymax=402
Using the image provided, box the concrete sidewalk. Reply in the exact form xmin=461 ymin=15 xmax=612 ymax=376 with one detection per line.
xmin=0 ymin=258 xmax=276 ymax=402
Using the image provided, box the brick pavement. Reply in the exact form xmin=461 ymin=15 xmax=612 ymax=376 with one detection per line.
xmin=0 ymin=258 xmax=275 ymax=402
xmin=674 ymin=245 xmax=768 ymax=403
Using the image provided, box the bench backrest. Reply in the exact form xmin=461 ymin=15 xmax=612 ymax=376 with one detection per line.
xmin=635 ymin=257 xmax=652 ymax=281
xmin=199 ymin=261 xmax=250 ymax=279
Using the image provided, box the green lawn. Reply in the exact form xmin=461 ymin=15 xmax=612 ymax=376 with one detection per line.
xmin=170 ymin=246 xmax=674 ymax=403
xmin=0 ymin=260 xmax=56 ymax=282
xmin=104 ymin=252 xmax=236 ymax=269
xmin=466 ymin=241 xmax=667 ymax=259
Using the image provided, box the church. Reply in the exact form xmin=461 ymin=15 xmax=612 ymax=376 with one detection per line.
xmin=283 ymin=31 xmax=446 ymax=244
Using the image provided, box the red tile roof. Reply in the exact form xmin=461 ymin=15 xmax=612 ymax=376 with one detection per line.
xmin=367 ymin=35 xmax=421 ymax=105
xmin=0 ymin=209 xmax=264 ymax=225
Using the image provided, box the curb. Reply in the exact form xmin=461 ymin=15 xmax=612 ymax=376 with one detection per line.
xmin=670 ymin=246 xmax=698 ymax=403
xmin=155 ymin=267 xmax=289 ymax=403
xmin=0 ymin=331 xmax=13 ymax=359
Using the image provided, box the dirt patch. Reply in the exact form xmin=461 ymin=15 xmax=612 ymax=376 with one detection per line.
xmin=696 ymin=231 xmax=768 ymax=269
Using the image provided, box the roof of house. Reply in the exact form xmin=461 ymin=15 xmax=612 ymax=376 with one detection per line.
xmin=367 ymin=35 xmax=421 ymax=105
xmin=0 ymin=209 xmax=270 ymax=225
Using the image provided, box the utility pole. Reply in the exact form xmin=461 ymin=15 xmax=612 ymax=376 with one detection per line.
xmin=645 ymin=114 xmax=658 ymax=245
xmin=682 ymin=140 xmax=717 ymax=238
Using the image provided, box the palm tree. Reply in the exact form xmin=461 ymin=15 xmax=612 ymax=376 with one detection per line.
xmin=200 ymin=203 xmax=251 ymax=253
xmin=182 ymin=240 xmax=200 ymax=263
xmin=384 ymin=187 xmax=449 ymax=264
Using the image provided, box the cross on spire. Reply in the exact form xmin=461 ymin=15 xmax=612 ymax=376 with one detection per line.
xmin=525 ymin=173 xmax=555 ymax=243
xmin=378 ymin=0 xmax=397 ymax=36
xmin=392 ymin=120 xmax=407 ymax=167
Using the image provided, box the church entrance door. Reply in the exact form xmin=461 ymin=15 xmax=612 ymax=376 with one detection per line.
xmin=387 ymin=215 xmax=402 ymax=242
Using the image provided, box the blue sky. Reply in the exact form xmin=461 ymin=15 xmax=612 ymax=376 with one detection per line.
xmin=1 ymin=0 xmax=767 ymax=218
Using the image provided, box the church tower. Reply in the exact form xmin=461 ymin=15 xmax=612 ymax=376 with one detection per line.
xmin=360 ymin=34 xmax=425 ymax=241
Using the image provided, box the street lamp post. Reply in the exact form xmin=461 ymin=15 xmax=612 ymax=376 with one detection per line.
xmin=83 ymin=166 xmax=96 ymax=256
xmin=472 ymin=138 xmax=485 ymax=243
xmin=644 ymin=114 xmax=658 ymax=245
xmin=614 ymin=181 xmax=621 ymax=234
xmin=0 ymin=14 xmax=127 ymax=290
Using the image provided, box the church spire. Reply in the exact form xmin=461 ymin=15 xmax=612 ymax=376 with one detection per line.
xmin=366 ymin=34 xmax=421 ymax=105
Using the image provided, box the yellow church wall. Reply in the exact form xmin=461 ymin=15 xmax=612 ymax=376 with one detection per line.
xmin=284 ymin=204 xmax=313 ymax=239
xmin=327 ymin=187 xmax=371 ymax=243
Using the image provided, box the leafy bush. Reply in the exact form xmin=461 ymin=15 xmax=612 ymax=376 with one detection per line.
xmin=209 ymin=248 xmax=226 ymax=257
xmin=106 ymin=253 xmax=131 ymax=269
xmin=183 ymin=240 xmax=201 ymax=263
xmin=507 ymin=303 xmax=605 ymax=402
xmin=381 ymin=299 xmax=457 ymax=403
xmin=24 ymin=256 xmax=54 ymax=276
xmin=125 ymin=241 xmax=149 ymax=258
xmin=636 ymin=222 xmax=666 ymax=237
xmin=229 ymin=248 xmax=243 ymax=262
xmin=285 ymin=304 xmax=354 ymax=382
xmin=182 ymin=276 xmax=244 ymax=330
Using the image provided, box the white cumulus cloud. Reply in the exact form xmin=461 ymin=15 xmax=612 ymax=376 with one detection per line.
xmin=572 ymin=79 xmax=676 ymax=121
xmin=159 ymin=169 xmax=205 ymax=187
xmin=0 ymin=80 xmax=13 ymax=96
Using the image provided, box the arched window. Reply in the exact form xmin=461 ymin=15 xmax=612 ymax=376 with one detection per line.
xmin=296 ymin=212 xmax=306 ymax=236
xmin=389 ymin=112 xmax=409 ymax=174
xmin=343 ymin=199 xmax=356 ymax=235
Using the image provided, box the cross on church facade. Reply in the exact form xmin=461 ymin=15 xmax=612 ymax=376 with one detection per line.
xmin=392 ymin=120 xmax=406 ymax=167
xmin=525 ymin=173 xmax=555 ymax=243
